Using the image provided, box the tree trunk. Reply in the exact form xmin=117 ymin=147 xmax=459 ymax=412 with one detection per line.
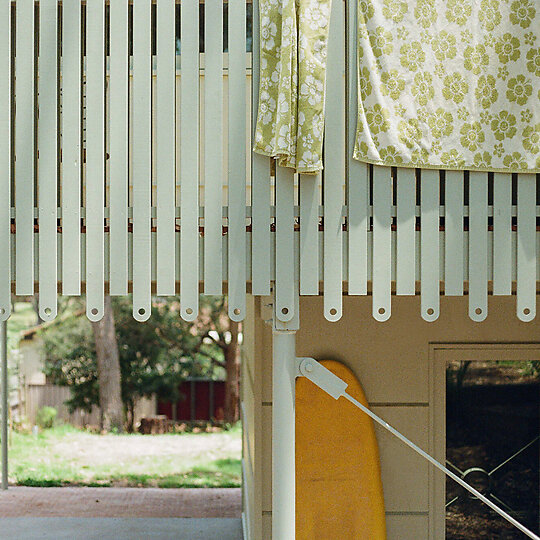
xmin=126 ymin=400 xmax=135 ymax=433
xmin=91 ymin=296 xmax=124 ymax=432
xmin=224 ymin=320 xmax=241 ymax=424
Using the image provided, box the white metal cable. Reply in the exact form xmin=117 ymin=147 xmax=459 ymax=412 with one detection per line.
xmin=298 ymin=358 xmax=540 ymax=540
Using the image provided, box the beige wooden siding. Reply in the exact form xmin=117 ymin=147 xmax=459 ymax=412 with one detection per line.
xmin=251 ymin=294 xmax=540 ymax=539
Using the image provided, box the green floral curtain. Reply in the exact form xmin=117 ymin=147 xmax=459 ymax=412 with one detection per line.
xmin=354 ymin=0 xmax=539 ymax=173
xmin=253 ymin=0 xmax=332 ymax=174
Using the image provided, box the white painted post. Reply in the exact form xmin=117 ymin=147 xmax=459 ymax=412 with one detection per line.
xmin=272 ymin=290 xmax=299 ymax=540
xmin=0 ymin=0 xmax=10 ymax=321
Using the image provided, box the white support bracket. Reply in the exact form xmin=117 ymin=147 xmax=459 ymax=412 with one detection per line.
xmin=296 ymin=357 xmax=348 ymax=399
xmin=296 ymin=358 xmax=540 ymax=540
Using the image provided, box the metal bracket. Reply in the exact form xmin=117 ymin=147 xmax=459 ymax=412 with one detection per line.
xmin=296 ymin=357 xmax=348 ymax=400
xmin=271 ymin=285 xmax=300 ymax=333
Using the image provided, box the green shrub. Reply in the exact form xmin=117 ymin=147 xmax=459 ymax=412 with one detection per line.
xmin=36 ymin=406 xmax=57 ymax=429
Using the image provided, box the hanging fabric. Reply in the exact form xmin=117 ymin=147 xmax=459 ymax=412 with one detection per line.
xmin=353 ymin=0 xmax=539 ymax=173
xmin=253 ymin=0 xmax=333 ymax=173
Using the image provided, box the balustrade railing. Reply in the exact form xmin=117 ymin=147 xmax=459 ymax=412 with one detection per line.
xmin=0 ymin=0 xmax=537 ymax=324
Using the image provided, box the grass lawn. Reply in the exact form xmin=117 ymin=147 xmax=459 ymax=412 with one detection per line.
xmin=8 ymin=424 xmax=242 ymax=488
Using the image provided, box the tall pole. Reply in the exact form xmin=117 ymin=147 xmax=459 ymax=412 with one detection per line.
xmin=1 ymin=319 xmax=7 ymax=490
xmin=272 ymin=289 xmax=299 ymax=540
xmin=272 ymin=328 xmax=296 ymax=540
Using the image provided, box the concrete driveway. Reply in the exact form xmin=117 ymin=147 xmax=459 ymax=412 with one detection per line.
xmin=0 ymin=518 xmax=243 ymax=540
xmin=0 ymin=487 xmax=243 ymax=540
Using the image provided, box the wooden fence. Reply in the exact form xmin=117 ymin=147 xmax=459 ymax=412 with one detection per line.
xmin=24 ymin=384 xmax=155 ymax=428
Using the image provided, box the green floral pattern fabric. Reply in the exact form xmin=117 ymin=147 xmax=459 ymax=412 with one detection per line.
xmin=253 ymin=0 xmax=332 ymax=173
xmin=354 ymin=0 xmax=540 ymax=172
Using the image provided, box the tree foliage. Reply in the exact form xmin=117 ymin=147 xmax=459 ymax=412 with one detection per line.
xmin=42 ymin=296 xmax=230 ymax=429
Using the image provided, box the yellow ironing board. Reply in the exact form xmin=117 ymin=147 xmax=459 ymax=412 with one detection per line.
xmin=296 ymin=359 xmax=386 ymax=539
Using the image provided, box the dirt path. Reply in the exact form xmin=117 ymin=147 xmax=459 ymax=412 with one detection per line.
xmin=0 ymin=487 xmax=241 ymax=518
xmin=51 ymin=432 xmax=241 ymax=466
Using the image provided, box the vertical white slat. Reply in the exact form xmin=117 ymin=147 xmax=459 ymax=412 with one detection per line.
xmin=372 ymin=165 xmax=391 ymax=321
xmin=444 ymin=171 xmax=464 ymax=296
xmin=299 ymin=173 xmax=319 ymax=295
xmin=250 ymin=0 xmax=271 ymax=295
xmin=180 ymin=0 xmax=199 ymax=321
xmin=109 ymin=0 xmax=129 ymax=296
xmin=347 ymin=0 xmax=367 ymax=296
xmin=61 ymin=0 xmax=81 ymax=295
xmin=323 ymin=0 xmax=344 ymax=322
xmin=517 ymin=173 xmax=536 ymax=321
xmin=15 ymin=0 xmax=35 ymax=295
xmin=275 ymin=166 xmax=295 ymax=321
xmin=156 ymin=0 xmax=176 ymax=296
xmin=493 ymin=173 xmax=512 ymax=295
xmin=203 ymin=0 xmax=223 ymax=295
xmin=228 ymin=0 xmax=246 ymax=321
xmin=0 ymin=0 xmax=10 ymax=320
xmin=38 ymin=0 xmax=58 ymax=321
xmin=85 ymin=0 xmax=105 ymax=321
xmin=132 ymin=0 xmax=152 ymax=321
xmin=396 ymin=168 xmax=415 ymax=295
xmin=469 ymin=171 xmax=488 ymax=321
xmin=347 ymin=164 xmax=369 ymax=295
xmin=420 ymin=170 xmax=440 ymax=321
